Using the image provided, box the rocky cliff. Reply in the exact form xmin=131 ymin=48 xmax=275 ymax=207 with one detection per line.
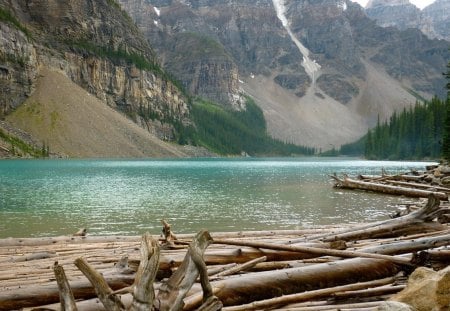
xmin=365 ymin=0 xmax=421 ymax=31
xmin=119 ymin=0 xmax=449 ymax=148
xmin=0 ymin=0 xmax=189 ymax=144
xmin=366 ymin=0 xmax=450 ymax=42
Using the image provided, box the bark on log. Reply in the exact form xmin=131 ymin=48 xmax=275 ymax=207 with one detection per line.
xmin=183 ymin=258 xmax=401 ymax=309
xmin=332 ymin=175 xmax=448 ymax=200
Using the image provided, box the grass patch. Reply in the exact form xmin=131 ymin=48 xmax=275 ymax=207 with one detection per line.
xmin=0 ymin=6 xmax=31 ymax=38
xmin=0 ymin=128 xmax=47 ymax=157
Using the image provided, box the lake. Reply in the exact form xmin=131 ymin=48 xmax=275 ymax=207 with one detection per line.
xmin=0 ymin=158 xmax=436 ymax=238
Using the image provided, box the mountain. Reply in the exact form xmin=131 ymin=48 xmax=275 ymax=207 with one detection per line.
xmin=365 ymin=0 xmax=421 ymax=31
xmin=119 ymin=0 xmax=449 ymax=149
xmin=1 ymin=0 xmax=449 ymax=155
xmin=0 ymin=0 xmax=199 ymax=157
xmin=366 ymin=0 xmax=450 ymax=42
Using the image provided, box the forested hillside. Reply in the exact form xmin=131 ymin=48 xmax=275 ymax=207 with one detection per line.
xmin=183 ymin=98 xmax=316 ymax=156
xmin=340 ymin=97 xmax=448 ymax=160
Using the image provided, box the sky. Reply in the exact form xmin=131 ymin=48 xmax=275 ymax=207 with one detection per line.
xmin=351 ymin=0 xmax=435 ymax=9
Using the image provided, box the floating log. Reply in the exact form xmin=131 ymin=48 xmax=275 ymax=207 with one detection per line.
xmin=332 ymin=175 xmax=448 ymax=200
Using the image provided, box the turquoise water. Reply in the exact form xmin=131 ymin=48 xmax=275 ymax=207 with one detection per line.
xmin=0 ymin=158 xmax=436 ymax=238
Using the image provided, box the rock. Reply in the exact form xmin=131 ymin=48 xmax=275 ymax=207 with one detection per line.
xmin=438 ymin=166 xmax=450 ymax=175
xmin=441 ymin=176 xmax=450 ymax=186
xmin=390 ymin=266 xmax=450 ymax=311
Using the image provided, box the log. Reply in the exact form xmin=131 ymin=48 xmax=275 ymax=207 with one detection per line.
xmin=295 ymin=194 xmax=447 ymax=243
xmin=129 ymin=233 xmax=160 ymax=311
xmin=74 ymin=257 xmax=126 ymax=311
xmin=53 ymin=262 xmax=78 ymax=311
xmin=384 ymin=180 xmax=450 ymax=193
xmin=155 ymin=230 xmax=213 ymax=311
xmin=211 ymin=256 xmax=267 ymax=279
xmin=220 ymin=276 xmax=397 ymax=311
xmin=332 ymin=175 xmax=448 ymax=200
xmin=0 ymin=272 xmax=134 ymax=310
xmin=212 ymin=239 xmax=412 ymax=266
xmin=183 ymin=258 xmax=401 ymax=309
xmin=274 ymin=301 xmax=384 ymax=310
xmin=331 ymin=284 xmax=405 ymax=300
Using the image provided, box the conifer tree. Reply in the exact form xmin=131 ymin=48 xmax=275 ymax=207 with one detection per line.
xmin=442 ymin=60 xmax=450 ymax=160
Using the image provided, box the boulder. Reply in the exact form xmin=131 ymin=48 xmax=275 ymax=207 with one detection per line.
xmin=390 ymin=266 xmax=450 ymax=311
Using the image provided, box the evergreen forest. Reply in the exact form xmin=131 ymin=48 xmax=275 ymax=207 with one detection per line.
xmin=340 ymin=97 xmax=449 ymax=160
xmin=183 ymin=98 xmax=316 ymax=156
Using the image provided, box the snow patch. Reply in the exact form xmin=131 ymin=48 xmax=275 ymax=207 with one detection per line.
xmin=338 ymin=0 xmax=348 ymax=11
xmin=272 ymin=0 xmax=321 ymax=86
xmin=153 ymin=6 xmax=161 ymax=16
xmin=154 ymin=20 xmax=158 ymax=26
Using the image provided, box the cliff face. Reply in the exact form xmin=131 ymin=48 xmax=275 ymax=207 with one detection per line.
xmin=118 ymin=0 xmax=246 ymax=109
xmin=0 ymin=0 xmax=188 ymax=141
xmin=365 ymin=0 xmax=421 ymax=31
xmin=421 ymin=0 xmax=450 ymax=41
xmin=366 ymin=0 xmax=450 ymax=42
xmin=0 ymin=18 xmax=38 ymax=115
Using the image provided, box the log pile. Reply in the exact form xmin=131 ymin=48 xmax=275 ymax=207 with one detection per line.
xmin=331 ymin=163 xmax=450 ymax=223
xmin=0 ymin=196 xmax=449 ymax=311
xmin=332 ymin=164 xmax=450 ymax=200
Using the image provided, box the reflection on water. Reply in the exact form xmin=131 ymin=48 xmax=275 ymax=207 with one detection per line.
xmin=0 ymin=158 xmax=436 ymax=237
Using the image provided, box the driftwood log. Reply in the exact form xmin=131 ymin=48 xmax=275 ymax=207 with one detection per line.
xmin=332 ymin=175 xmax=448 ymax=200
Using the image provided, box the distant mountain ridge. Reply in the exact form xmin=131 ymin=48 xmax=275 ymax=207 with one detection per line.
xmin=365 ymin=0 xmax=450 ymax=41
xmin=119 ymin=0 xmax=449 ymax=149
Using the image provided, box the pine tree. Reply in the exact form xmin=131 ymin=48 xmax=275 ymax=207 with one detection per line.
xmin=443 ymin=60 xmax=450 ymax=161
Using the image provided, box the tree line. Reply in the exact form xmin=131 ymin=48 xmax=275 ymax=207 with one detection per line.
xmin=340 ymin=60 xmax=450 ymax=161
